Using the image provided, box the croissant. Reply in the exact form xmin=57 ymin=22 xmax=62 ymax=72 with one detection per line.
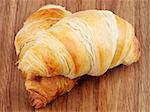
xmin=15 ymin=4 xmax=140 ymax=108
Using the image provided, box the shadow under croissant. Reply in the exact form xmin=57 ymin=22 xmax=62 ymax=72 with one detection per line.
xmin=25 ymin=75 xmax=78 ymax=109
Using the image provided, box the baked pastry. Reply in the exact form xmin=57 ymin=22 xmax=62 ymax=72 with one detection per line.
xmin=15 ymin=4 xmax=140 ymax=108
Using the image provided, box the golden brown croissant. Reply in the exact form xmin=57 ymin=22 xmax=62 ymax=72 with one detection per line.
xmin=15 ymin=4 xmax=140 ymax=108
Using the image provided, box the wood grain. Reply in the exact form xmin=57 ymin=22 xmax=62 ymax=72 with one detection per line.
xmin=0 ymin=0 xmax=150 ymax=112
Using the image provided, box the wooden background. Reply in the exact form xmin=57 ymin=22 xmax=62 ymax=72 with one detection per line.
xmin=0 ymin=0 xmax=150 ymax=112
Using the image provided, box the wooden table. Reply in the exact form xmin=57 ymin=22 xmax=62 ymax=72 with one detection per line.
xmin=0 ymin=0 xmax=149 ymax=112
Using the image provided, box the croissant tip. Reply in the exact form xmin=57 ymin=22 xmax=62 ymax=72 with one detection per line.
xmin=28 ymin=90 xmax=47 ymax=109
xmin=133 ymin=37 xmax=141 ymax=62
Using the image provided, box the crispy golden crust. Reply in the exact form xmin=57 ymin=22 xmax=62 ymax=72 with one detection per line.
xmin=15 ymin=5 xmax=141 ymax=109
xmin=26 ymin=75 xmax=77 ymax=109
xmin=123 ymin=37 xmax=141 ymax=65
xmin=15 ymin=6 xmax=71 ymax=57
xmin=15 ymin=5 xmax=77 ymax=109
xmin=110 ymin=16 xmax=141 ymax=68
